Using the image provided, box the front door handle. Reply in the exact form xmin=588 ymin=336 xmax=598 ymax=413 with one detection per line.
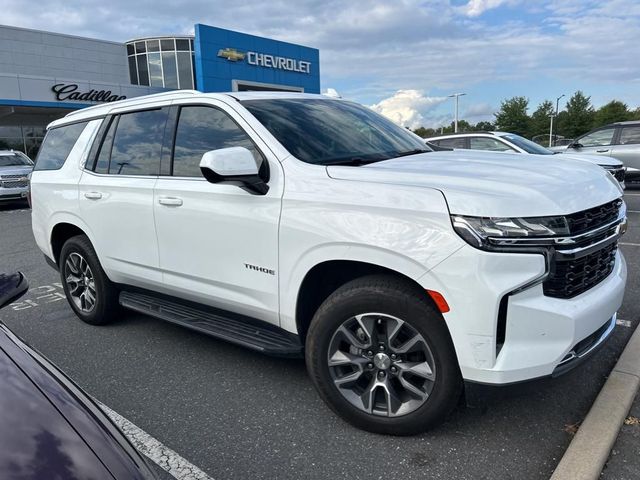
xmin=84 ymin=191 xmax=102 ymax=200
xmin=596 ymin=149 xmax=610 ymax=153
xmin=158 ymin=196 xmax=183 ymax=207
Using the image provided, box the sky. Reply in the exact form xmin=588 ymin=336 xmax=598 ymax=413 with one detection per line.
xmin=2 ymin=0 xmax=640 ymax=129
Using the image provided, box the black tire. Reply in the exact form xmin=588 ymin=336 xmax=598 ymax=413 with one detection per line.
xmin=305 ymin=274 xmax=462 ymax=435
xmin=59 ymin=235 xmax=120 ymax=325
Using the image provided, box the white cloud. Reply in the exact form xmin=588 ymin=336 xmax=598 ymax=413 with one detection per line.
xmin=370 ymin=90 xmax=447 ymax=129
xmin=461 ymin=0 xmax=515 ymax=17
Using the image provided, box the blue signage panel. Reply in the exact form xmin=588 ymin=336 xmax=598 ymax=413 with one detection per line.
xmin=194 ymin=24 xmax=320 ymax=93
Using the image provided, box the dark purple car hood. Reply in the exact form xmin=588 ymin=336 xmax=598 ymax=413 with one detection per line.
xmin=0 ymin=324 xmax=154 ymax=479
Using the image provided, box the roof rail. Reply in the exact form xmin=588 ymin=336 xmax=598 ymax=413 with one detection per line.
xmin=64 ymin=89 xmax=201 ymax=117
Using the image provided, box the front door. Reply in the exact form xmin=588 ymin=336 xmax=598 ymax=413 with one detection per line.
xmin=153 ymin=101 xmax=282 ymax=325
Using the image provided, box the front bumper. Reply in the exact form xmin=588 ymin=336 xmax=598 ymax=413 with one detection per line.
xmin=421 ymin=246 xmax=626 ymax=385
xmin=0 ymin=186 xmax=29 ymax=201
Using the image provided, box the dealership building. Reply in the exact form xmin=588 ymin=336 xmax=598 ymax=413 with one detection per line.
xmin=0 ymin=23 xmax=320 ymax=157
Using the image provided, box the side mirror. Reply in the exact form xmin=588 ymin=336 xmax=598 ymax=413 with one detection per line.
xmin=199 ymin=147 xmax=269 ymax=195
xmin=0 ymin=272 xmax=29 ymax=309
xmin=568 ymin=142 xmax=582 ymax=149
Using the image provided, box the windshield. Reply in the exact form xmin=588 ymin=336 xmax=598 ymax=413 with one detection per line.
xmin=0 ymin=152 xmax=33 ymax=167
xmin=500 ymin=134 xmax=553 ymax=155
xmin=241 ymin=99 xmax=430 ymax=165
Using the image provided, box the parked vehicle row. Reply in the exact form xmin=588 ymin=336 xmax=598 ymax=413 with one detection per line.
xmin=549 ymin=120 xmax=640 ymax=184
xmin=427 ymin=131 xmax=627 ymax=187
xmin=29 ymin=91 xmax=627 ymax=435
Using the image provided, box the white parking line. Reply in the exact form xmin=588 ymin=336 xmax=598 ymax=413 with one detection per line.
xmin=617 ymin=318 xmax=633 ymax=328
xmin=620 ymin=242 xmax=640 ymax=247
xmin=628 ymin=210 xmax=640 ymax=214
xmin=97 ymin=402 xmax=214 ymax=480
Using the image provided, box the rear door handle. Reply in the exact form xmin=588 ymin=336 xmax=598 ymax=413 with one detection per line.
xmin=158 ymin=196 xmax=183 ymax=207
xmin=84 ymin=191 xmax=102 ymax=200
xmin=596 ymin=149 xmax=610 ymax=153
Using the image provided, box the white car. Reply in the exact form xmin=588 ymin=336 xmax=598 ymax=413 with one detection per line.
xmin=30 ymin=91 xmax=627 ymax=435
xmin=427 ymin=131 xmax=626 ymax=187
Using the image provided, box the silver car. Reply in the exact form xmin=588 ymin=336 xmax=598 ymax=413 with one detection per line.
xmin=0 ymin=151 xmax=33 ymax=203
xmin=549 ymin=121 xmax=640 ymax=185
xmin=427 ymin=131 xmax=626 ymax=187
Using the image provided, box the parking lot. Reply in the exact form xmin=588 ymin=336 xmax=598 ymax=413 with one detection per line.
xmin=0 ymin=191 xmax=638 ymax=480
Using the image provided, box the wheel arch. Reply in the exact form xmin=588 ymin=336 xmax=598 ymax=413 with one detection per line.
xmin=48 ymin=214 xmax=97 ymax=266
xmin=293 ymin=259 xmax=439 ymax=343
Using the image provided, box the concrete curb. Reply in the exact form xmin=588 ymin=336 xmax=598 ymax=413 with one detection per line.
xmin=550 ymin=324 xmax=640 ymax=480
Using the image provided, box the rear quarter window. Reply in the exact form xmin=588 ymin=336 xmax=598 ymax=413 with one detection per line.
xmin=34 ymin=122 xmax=89 ymax=171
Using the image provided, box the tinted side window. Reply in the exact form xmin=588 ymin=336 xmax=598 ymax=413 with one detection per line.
xmin=470 ymin=137 xmax=513 ymax=152
xmin=579 ymin=128 xmax=615 ymax=147
xmin=109 ymin=109 xmax=168 ymax=175
xmin=619 ymin=126 xmax=640 ymax=145
xmin=437 ymin=137 xmax=467 ymax=149
xmin=34 ymin=122 xmax=88 ymax=171
xmin=172 ymin=106 xmax=263 ymax=177
xmin=94 ymin=117 xmax=118 ymax=174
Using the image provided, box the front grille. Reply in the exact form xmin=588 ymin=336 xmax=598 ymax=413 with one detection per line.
xmin=543 ymin=241 xmax=618 ymax=298
xmin=1 ymin=180 xmax=28 ymax=188
xmin=605 ymin=167 xmax=626 ymax=182
xmin=565 ymin=199 xmax=621 ymax=236
xmin=0 ymin=174 xmax=26 ymax=180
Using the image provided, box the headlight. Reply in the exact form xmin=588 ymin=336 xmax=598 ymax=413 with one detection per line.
xmin=451 ymin=215 xmax=570 ymax=249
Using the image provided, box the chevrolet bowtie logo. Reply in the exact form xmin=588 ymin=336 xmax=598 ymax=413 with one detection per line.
xmin=217 ymin=48 xmax=246 ymax=62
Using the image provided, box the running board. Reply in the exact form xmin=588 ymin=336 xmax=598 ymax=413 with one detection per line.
xmin=119 ymin=291 xmax=303 ymax=357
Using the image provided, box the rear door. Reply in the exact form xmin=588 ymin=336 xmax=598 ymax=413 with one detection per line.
xmin=610 ymin=125 xmax=640 ymax=171
xmin=152 ymin=99 xmax=283 ymax=325
xmin=78 ymin=106 xmax=170 ymax=287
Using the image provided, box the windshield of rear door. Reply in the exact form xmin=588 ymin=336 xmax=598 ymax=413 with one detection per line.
xmin=500 ymin=134 xmax=553 ymax=155
xmin=241 ymin=98 xmax=430 ymax=165
xmin=0 ymin=153 xmax=33 ymax=167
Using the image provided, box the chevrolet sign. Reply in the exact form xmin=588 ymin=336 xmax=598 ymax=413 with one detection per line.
xmin=217 ymin=47 xmax=311 ymax=74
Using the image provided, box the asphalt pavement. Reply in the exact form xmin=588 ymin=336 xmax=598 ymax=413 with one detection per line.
xmin=0 ymin=191 xmax=638 ymax=480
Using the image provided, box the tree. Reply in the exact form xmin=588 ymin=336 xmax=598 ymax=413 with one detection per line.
xmin=530 ymin=100 xmax=555 ymax=138
xmin=494 ymin=97 xmax=531 ymax=137
xmin=474 ymin=121 xmax=496 ymax=131
xmin=561 ymin=91 xmax=594 ymax=139
xmin=593 ymin=100 xmax=631 ymax=127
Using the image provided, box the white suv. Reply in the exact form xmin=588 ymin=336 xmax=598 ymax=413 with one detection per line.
xmin=31 ymin=91 xmax=627 ymax=435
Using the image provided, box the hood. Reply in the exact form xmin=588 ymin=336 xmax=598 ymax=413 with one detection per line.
xmin=327 ymin=151 xmax=623 ymax=217
xmin=0 ymin=337 xmax=113 ymax=479
xmin=552 ymin=152 xmax=622 ymax=168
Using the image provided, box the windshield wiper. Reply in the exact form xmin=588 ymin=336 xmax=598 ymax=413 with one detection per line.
xmin=395 ymin=148 xmax=431 ymax=158
xmin=323 ymin=157 xmax=385 ymax=166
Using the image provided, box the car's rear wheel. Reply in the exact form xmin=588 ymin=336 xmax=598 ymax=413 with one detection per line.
xmin=59 ymin=235 xmax=120 ymax=325
xmin=305 ymin=274 xmax=462 ymax=435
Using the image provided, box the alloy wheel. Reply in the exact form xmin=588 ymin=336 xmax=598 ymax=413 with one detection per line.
xmin=327 ymin=313 xmax=436 ymax=417
xmin=64 ymin=252 xmax=97 ymax=313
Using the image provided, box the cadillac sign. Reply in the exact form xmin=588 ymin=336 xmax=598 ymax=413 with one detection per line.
xmin=217 ymin=48 xmax=311 ymax=74
xmin=51 ymin=83 xmax=126 ymax=103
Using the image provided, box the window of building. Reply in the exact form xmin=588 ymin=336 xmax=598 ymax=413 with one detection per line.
xmin=127 ymin=37 xmax=195 ymax=89
xmin=108 ymin=109 xmax=168 ymax=175
xmin=34 ymin=122 xmax=88 ymax=171
xmin=172 ymin=106 xmax=264 ymax=177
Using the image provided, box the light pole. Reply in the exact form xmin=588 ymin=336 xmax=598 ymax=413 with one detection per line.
xmin=549 ymin=94 xmax=565 ymax=147
xmin=448 ymin=93 xmax=466 ymax=133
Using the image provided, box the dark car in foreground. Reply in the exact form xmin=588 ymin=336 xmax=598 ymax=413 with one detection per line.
xmin=0 ymin=272 xmax=156 ymax=479
xmin=0 ymin=151 xmax=33 ymax=203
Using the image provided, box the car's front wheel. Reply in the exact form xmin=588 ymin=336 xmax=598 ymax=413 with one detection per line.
xmin=59 ymin=235 xmax=120 ymax=325
xmin=305 ymin=274 xmax=462 ymax=435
